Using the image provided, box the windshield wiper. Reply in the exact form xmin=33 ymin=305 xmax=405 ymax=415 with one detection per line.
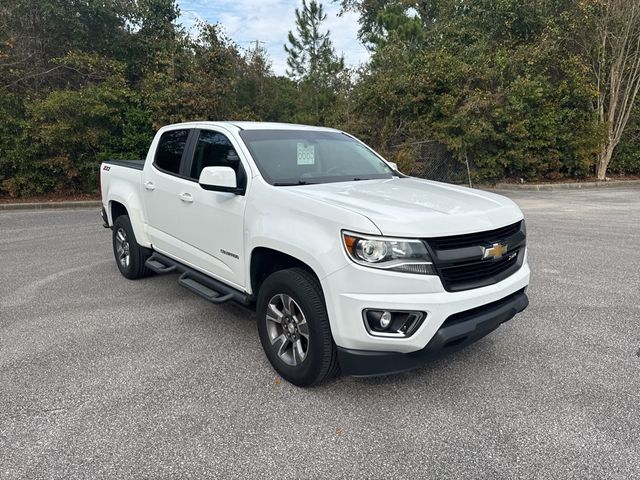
xmin=273 ymin=180 xmax=315 ymax=186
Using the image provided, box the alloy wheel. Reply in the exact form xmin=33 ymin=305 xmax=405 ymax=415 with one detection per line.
xmin=265 ymin=293 xmax=310 ymax=366
xmin=115 ymin=227 xmax=130 ymax=269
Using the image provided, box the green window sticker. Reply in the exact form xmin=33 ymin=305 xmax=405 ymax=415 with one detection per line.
xmin=297 ymin=143 xmax=315 ymax=165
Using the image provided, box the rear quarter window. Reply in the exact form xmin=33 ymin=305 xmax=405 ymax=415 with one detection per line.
xmin=154 ymin=129 xmax=190 ymax=174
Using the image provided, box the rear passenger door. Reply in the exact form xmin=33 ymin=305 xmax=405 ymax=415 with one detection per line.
xmin=142 ymin=128 xmax=196 ymax=258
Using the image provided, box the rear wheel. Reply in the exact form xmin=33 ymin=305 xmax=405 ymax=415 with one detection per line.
xmin=112 ymin=215 xmax=152 ymax=279
xmin=257 ymin=268 xmax=339 ymax=387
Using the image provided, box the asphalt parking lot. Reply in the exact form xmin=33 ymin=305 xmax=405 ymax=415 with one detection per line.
xmin=1 ymin=187 xmax=639 ymax=479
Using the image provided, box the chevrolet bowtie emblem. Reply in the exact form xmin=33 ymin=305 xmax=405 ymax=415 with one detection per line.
xmin=483 ymin=242 xmax=508 ymax=260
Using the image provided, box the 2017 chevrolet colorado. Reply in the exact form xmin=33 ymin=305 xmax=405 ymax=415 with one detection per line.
xmin=100 ymin=121 xmax=529 ymax=386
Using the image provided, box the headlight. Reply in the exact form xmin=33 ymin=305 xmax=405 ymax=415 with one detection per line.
xmin=342 ymin=231 xmax=435 ymax=275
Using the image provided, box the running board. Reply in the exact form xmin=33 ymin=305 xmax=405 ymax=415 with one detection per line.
xmin=145 ymin=255 xmax=176 ymax=274
xmin=178 ymin=273 xmax=235 ymax=304
xmin=144 ymin=252 xmax=251 ymax=306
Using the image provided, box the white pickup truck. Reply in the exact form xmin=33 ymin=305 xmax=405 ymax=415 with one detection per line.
xmin=100 ymin=121 xmax=529 ymax=386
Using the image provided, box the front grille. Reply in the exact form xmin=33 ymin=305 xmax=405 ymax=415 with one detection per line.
xmin=438 ymin=252 xmax=521 ymax=290
xmin=427 ymin=221 xmax=522 ymax=250
xmin=425 ymin=221 xmax=525 ymax=292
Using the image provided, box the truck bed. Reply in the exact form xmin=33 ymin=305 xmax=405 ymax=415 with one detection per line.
xmin=103 ymin=159 xmax=145 ymax=170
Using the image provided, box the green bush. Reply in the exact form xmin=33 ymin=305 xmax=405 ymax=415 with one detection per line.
xmin=609 ymin=115 xmax=640 ymax=176
xmin=1 ymin=80 xmax=152 ymax=196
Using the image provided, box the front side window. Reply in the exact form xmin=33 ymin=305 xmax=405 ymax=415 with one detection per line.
xmin=154 ymin=129 xmax=190 ymax=175
xmin=238 ymin=130 xmax=394 ymax=185
xmin=190 ymin=130 xmax=244 ymax=185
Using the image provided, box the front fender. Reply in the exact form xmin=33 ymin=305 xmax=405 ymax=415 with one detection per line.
xmin=244 ymin=181 xmax=381 ymax=293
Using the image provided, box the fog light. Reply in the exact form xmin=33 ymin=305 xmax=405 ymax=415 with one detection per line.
xmin=363 ymin=309 xmax=426 ymax=338
xmin=379 ymin=311 xmax=392 ymax=329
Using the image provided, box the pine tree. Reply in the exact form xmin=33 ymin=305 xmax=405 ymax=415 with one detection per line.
xmin=284 ymin=0 xmax=344 ymax=124
xmin=284 ymin=0 xmax=344 ymax=85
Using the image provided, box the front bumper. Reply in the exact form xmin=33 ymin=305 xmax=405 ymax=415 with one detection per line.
xmin=337 ymin=288 xmax=528 ymax=376
xmin=322 ymin=256 xmax=530 ymax=353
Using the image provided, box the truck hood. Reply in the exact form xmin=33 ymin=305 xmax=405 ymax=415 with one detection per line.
xmin=285 ymin=177 xmax=523 ymax=237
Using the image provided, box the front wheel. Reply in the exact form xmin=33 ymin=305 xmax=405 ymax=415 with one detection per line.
xmin=257 ymin=268 xmax=339 ymax=387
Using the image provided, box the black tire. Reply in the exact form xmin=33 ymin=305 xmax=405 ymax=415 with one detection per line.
xmin=112 ymin=215 xmax=152 ymax=279
xmin=257 ymin=268 xmax=339 ymax=387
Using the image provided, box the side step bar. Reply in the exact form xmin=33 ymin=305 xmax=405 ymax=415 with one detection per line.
xmin=145 ymin=252 xmax=251 ymax=306
xmin=178 ymin=273 xmax=234 ymax=304
xmin=146 ymin=257 xmax=176 ymax=274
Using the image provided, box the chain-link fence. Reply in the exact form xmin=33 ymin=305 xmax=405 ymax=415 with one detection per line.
xmin=391 ymin=140 xmax=473 ymax=187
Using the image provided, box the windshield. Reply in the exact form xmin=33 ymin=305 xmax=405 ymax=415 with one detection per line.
xmin=239 ymin=129 xmax=395 ymax=185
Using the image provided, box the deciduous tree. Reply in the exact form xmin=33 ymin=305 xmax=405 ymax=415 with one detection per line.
xmin=585 ymin=0 xmax=640 ymax=179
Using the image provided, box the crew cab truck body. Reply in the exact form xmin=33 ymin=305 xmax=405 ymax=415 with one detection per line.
xmin=100 ymin=121 xmax=529 ymax=386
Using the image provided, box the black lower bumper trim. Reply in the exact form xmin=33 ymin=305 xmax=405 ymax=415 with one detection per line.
xmin=337 ymin=289 xmax=529 ymax=377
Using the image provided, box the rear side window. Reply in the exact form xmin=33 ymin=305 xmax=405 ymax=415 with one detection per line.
xmin=154 ymin=129 xmax=190 ymax=174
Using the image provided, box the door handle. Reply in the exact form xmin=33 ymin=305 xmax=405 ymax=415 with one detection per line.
xmin=144 ymin=181 xmax=155 ymax=191
xmin=178 ymin=192 xmax=193 ymax=203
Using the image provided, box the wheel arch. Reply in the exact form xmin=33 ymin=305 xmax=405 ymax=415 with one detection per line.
xmin=106 ymin=193 xmax=151 ymax=248
xmin=110 ymin=200 xmax=128 ymax=223
xmin=249 ymin=247 xmax=323 ymax=298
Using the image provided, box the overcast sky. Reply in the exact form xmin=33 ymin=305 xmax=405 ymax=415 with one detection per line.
xmin=178 ymin=0 xmax=370 ymax=75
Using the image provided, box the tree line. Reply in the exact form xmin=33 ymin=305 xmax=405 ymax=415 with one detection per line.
xmin=1 ymin=0 xmax=640 ymax=196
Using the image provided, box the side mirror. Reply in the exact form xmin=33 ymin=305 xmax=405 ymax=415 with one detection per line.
xmin=199 ymin=166 xmax=240 ymax=194
xmin=387 ymin=161 xmax=398 ymax=171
